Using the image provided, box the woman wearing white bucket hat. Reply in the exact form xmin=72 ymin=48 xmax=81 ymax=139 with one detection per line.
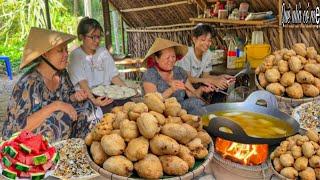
xmin=142 ymin=38 xmax=214 ymax=115
xmin=2 ymin=27 xmax=100 ymax=142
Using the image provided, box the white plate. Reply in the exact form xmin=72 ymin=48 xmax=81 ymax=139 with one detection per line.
xmin=292 ymin=101 xmax=320 ymax=131
xmin=91 ymin=85 xmax=106 ymax=97
xmin=104 ymin=85 xmax=137 ymax=100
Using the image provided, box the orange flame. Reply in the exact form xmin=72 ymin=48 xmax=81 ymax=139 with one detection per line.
xmin=215 ymin=137 xmax=268 ymax=165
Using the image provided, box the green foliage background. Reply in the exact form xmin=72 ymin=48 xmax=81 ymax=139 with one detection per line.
xmin=0 ymin=0 xmax=124 ymax=74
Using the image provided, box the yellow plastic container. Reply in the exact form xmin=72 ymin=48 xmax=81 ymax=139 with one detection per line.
xmin=234 ymin=55 xmax=246 ymax=69
xmin=245 ymin=44 xmax=271 ymax=68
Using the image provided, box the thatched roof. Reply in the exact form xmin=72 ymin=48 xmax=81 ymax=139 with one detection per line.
xmin=109 ymin=0 xmax=198 ymax=28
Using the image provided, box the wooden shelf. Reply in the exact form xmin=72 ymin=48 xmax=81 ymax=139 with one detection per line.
xmin=190 ymin=17 xmax=278 ymax=26
xmin=118 ymin=67 xmax=147 ymax=73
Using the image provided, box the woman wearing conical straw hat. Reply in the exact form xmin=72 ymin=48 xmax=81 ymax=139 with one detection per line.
xmin=142 ymin=38 xmax=215 ymax=115
xmin=2 ymin=27 xmax=101 ymax=142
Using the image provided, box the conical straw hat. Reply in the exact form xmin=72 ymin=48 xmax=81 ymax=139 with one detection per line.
xmin=20 ymin=27 xmax=76 ymax=69
xmin=143 ymin=38 xmax=188 ymax=61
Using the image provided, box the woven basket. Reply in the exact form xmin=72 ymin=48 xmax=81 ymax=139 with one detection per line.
xmin=255 ymin=75 xmax=320 ymax=106
xmin=85 ymin=143 xmax=214 ymax=180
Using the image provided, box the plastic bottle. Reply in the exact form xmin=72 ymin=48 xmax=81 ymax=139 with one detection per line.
xmin=227 ymin=39 xmax=237 ymax=69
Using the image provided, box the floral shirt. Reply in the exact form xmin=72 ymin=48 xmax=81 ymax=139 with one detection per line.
xmin=2 ymin=67 xmax=99 ymax=142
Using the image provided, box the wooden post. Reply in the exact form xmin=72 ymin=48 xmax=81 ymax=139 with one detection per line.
xmin=102 ymin=0 xmax=112 ymax=49
xmin=121 ymin=17 xmax=125 ymax=54
xmin=278 ymin=0 xmax=284 ymax=49
xmin=44 ymin=0 xmax=51 ymax=29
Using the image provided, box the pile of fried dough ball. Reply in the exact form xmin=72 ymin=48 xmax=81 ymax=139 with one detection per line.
xmin=85 ymin=93 xmax=212 ymax=179
xmin=271 ymin=130 xmax=320 ymax=179
xmin=256 ymin=43 xmax=320 ymax=99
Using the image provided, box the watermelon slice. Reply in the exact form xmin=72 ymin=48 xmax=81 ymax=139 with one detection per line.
xmin=15 ymin=162 xmax=31 ymax=172
xmin=2 ymin=168 xmax=17 ymax=179
xmin=5 ymin=146 xmax=18 ymax=158
xmin=33 ymin=154 xmax=47 ymax=165
xmin=31 ymin=172 xmax=45 ymax=180
xmin=2 ymin=156 xmax=12 ymax=167
xmin=20 ymin=171 xmax=31 ymax=178
xmin=20 ymin=143 xmax=32 ymax=154
xmin=42 ymin=160 xmax=53 ymax=171
xmin=22 ymin=135 xmax=43 ymax=154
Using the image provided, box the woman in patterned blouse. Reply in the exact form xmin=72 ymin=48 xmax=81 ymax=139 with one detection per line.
xmin=2 ymin=27 xmax=100 ymax=142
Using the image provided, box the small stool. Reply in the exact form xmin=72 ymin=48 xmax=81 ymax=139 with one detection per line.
xmin=0 ymin=56 xmax=13 ymax=80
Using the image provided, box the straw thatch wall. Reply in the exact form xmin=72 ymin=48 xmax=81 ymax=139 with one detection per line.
xmin=106 ymin=0 xmax=319 ymax=58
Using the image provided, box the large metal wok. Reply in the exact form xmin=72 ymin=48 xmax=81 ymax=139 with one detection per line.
xmin=199 ymin=90 xmax=300 ymax=145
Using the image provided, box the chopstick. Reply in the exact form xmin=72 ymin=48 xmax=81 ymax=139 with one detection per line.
xmin=184 ymin=86 xmax=211 ymax=105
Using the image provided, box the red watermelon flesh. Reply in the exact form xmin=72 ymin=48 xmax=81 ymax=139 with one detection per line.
xmin=13 ymin=131 xmax=34 ymax=143
xmin=20 ymin=171 xmax=31 ymax=178
xmin=42 ymin=161 xmax=53 ymax=171
xmin=16 ymin=152 xmax=26 ymax=164
xmin=21 ymin=135 xmax=43 ymax=154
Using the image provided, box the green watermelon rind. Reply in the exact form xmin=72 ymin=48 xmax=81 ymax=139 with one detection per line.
xmin=52 ymin=152 xmax=60 ymax=164
xmin=2 ymin=168 xmax=17 ymax=179
xmin=31 ymin=172 xmax=45 ymax=180
xmin=19 ymin=143 xmax=32 ymax=154
xmin=9 ymin=132 xmax=21 ymax=141
xmin=15 ymin=162 xmax=31 ymax=172
xmin=33 ymin=154 xmax=47 ymax=165
xmin=6 ymin=146 xmax=18 ymax=158
xmin=2 ymin=156 xmax=11 ymax=167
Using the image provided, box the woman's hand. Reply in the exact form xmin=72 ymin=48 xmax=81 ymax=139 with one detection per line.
xmin=169 ymin=80 xmax=186 ymax=92
xmin=93 ymin=97 xmax=113 ymax=107
xmin=203 ymin=77 xmax=229 ymax=90
xmin=220 ymin=74 xmax=236 ymax=84
xmin=70 ymin=90 xmax=88 ymax=102
xmin=53 ymin=101 xmax=77 ymax=121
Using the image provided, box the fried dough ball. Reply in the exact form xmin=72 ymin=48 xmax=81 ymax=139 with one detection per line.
xmin=255 ymin=63 xmax=267 ymax=74
xmin=297 ymin=55 xmax=308 ymax=65
xmin=302 ymin=141 xmax=315 ymax=158
xmin=258 ymin=73 xmax=269 ymax=88
xmin=90 ymin=141 xmax=108 ymax=166
xmin=123 ymin=102 xmax=136 ymax=112
xmin=92 ymin=122 xmax=113 ymax=141
xmin=309 ymin=155 xmax=320 ymax=168
xmin=273 ymin=158 xmax=283 ymax=172
xmin=265 ymin=69 xmax=281 ymax=83
xmin=191 ymin=147 xmax=208 ymax=159
xmin=280 ymin=153 xmax=294 ymax=167
xmin=286 ymin=83 xmax=304 ymax=99
xmin=166 ymin=116 xmax=183 ymax=124
xmin=128 ymin=102 xmax=148 ymax=121
xmin=150 ymin=134 xmax=180 ymax=155
xmin=143 ymin=92 xmax=165 ymax=114
xmin=284 ymin=50 xmax=297 ymax=60
xmin=103 ymin=155 xmax=133 ymax=177
xmin=280 ymin=167 xmax=298 ymax=179
xmin=164 ymin=98 xmax=182 ymax=117
xmin=161 ymin=123 xmax=187 ymax=143
xmin=134 ymin=154 xmax=163 ymax=179
xmin=299 ymin=167 xmax=316 ymax=180
xmin=304 ymin=63 xmax=320 ymax=78
xmin=278 ymin=60 xmax=289 ymax=74
xmin=280 ymin=71 xmax=295 ymax=87
xmin=291 ymin=145 xmax=302 ymax=159
xmin=317 ymin=55 xmax=320 ymax=63
xmin=181 ymin=114 xmax=202 ymax=130
xmin=101 ymin=134 xmax=126 ymax=156
xmin=293 ymin=43 xmax=307 ymax=57
xmin=149 ymin=111 xmax=166 ymax=125
xmin=266 ymin=83 xmax=285 ymax=96
xmin=137 ymin=113 xmax=159 ymax=139
xmin=120 ymin=119 xmax=139 ymax=142
xmin=85 ymin=132 xmax=93 ymax=146
xmin=187 ymin=138 xmax=203 ymax=151
xmin=307 ymin=46 xmax=318 ymax=59
xmin=111 ymin=129 xmax=121 ymax=136
xmin=113 ymin=111 xmax=128 ymax=129
xmin=302 ymin=84 xmax=320 ymax=97
xmin=308 ymin=59 xmax=318 ymax=64
xmin=314 ymin=168 xmax=320 ymax=179
xmin=314 ymin=78 xmax=320 ymax=91
xmin=125 ymin=137 xmax=149 ymax=161
xmin=306 ymin=130 xmax=319 ymax=143
xmin=178 ymin=145 xmax=195 ymax=169
xmin=159 ymin=155 xmax=189 ymax=176
xmin=180 ymin=124 xmax=198 ymax=144
xmin=101 ymin=113 xmax=115 ymax=125
xmin=196 ymin=131 xmax=212 ymax=147
xmin=289 ymin=56 xmax=303 ymax=73
xmin=111 ymin=106 xmax=123 ymax=114
xmin=265 ymin=55 xmax=275 ymax=66
xmin=294 ymin=157 xmax=308 ymax=171
xmin=296 ymin=70 xmax=315 ymax=84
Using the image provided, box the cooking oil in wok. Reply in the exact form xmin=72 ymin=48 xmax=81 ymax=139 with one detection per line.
xmin=202 ymin=111 xmax=294 ymax=138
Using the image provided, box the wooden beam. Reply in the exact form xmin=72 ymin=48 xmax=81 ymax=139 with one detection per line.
xmin=145 ymin=23 xmax=195 ymax=29
xmin=278 ymin=0 xmax=284 ymax=49
xmin=120 ymin=1 xmax=189 ymax=13
xmin=101 ymin=0 xmax=112 ymax=47
xmin=44 ymin=0 xmax=52 ymax=29
xmin=126 ymin=27 xmax=194 ymax=33
xmin=107 ymin=0 xmax=132 ymax=27
xmin=121 ymin=17 xmax=125 ymax=54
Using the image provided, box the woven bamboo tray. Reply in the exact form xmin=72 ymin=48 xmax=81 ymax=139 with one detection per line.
xmin=85 ymin=143 xmax=214 ymax=180
xmin=255 ymin=75 xmax=320 ymax=106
